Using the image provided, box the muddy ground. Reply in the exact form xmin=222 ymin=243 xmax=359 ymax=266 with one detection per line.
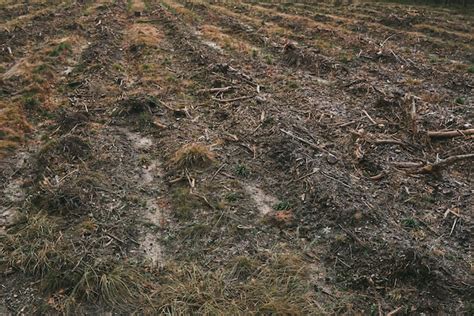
xmin=0 ymin=0 xmax=473 ymax=314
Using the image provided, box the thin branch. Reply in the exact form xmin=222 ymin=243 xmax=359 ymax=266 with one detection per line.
xmin=212 ymin=95 xmax=255 ymax=103
xmin=414 ymin=153 xmax=474 ymax=174
xmin=427 ymin=129 xmax=474 ymax=139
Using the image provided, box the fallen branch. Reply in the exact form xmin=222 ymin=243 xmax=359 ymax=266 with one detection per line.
xmin=288 ymin=169 xmax=319 ymax=184
xmin=387 ymin=306 xmax=403 ymax=316
xmin=338 ymin=224 xmax=365 ymax=245
xmin=391 ymin=161 xmax=424 ymax=168
xmin=410 ymin=97 xmax=417 ymax=134
xmin=414 ymin=153 xmax=474 ymax=174
xmin=198 ymin=86 xmax=236 ymax=94
xmin=362 ymin=109 xmax=377 ymax=125
xmin=427 ymin=129 xmax=474 ymax=139
xmin=368 ymin=171 xmax=386 ymax=180
xmin=280 ymin=128 xmax=325 ymax=152
xmin=212 ymin=95 xmax=254 ymax=103
xmin=372 ymin=138 xmax=406 ymax=146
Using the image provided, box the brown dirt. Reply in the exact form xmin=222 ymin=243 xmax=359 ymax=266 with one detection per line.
xmin=1 ymin=0 xmax=473 ymax=314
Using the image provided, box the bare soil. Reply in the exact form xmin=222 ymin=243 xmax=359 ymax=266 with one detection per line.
xmin=1 ymin=0 xmax=473 ymax=314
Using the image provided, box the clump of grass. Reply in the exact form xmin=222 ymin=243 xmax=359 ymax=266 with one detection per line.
xmin=1 ymin=213 xmax=70 ymax=277
xmin=402 ymin=217 xmax=420 ymax=229
xmin=31 ymin=171 xmax=102 ymax=214
xmin=1 ymin=212 xmax=154 ymax=313
xmin=37 ymin=135 xmax=92 ymax=167
xmin=228 ymin=256 xmax=259 ymax=281
xmin=273 ymin=200 xmax=291 ymax=211
xmin=171 ymin=143 xmax=215 ymax=169
xmin=455 ymin=97 xmax=465 ymax=105
xmin=68 ymin=261 xmax=149 ymax=309
xmin=23 ymin=95 xmax=41 ymax=109
xmin=33 ymin=63 xmax=54 ymax=75
xmin=264 ymin=53 xmax=274 ymax=65
xmin=156 ymin=253 xmax=320 ymax=314
xmin=225 ymin=192 xmax=241 ymax=202
xmin=181 ymin=223 xmax=211 ymax=240
xmin=287 ymin=80 xmax=299 ymax=89
xmin=142 ymin=63 xmax=152 ymax=72
xmin=49 ymin=42 xmax=72 ymax=57
xmin=468 ymin=65 xmax=474 ymax=73
xmin=0 ymin=101 xmax=32 ymax=155
xmin=170 ymin=186 xmax=204 ymax=220
xmin=234 ymin=164 xmax=250 ymax=177
xmin=112 ymin=63 xmax=124 ymax=72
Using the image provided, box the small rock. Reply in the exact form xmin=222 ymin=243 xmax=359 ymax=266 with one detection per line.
xmin=326 ymin=154 xmax=338 ymax=165
xmin=255 ymin=95 xmax=266 ymax=104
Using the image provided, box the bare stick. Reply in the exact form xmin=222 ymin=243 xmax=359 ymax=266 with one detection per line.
xmin=391 ymin=161 xmax=424 ymax=168
xmin=209 ymin=163 xmax=226 ymax=182
xmin=212 ymin=95 xmax=255 ymax=103
xmin=338 ymin=224 xmax=365 ymax=245
xmin=427 ymin=129 xmax=474 ymax=139
xmin=372 ymin=139 xmax=406 ymax=146
xmin=414 ymin=153 xmax=474 ymax=174
xmin=362 ymin=109 xmax=377 ymax=124
xmin=281 ymin=128 xmax=324 ymax=152
xmin=449 ymin=218 xmax=458 ymax=236
xmin=410 ymin=97 xmax=417 ymax=134
xmin=198 ymin=86 xmax=236 ymax=94
xmin=387 ymin=306 xmax=402 ymax=316
xmin=288 ymin=169 xmax=319 ymax=184
xmin=320 ymin=170 xmax=351 ymax=188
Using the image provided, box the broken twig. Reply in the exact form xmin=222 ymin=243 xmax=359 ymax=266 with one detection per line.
xmin=415 ymin=153 xmax=474 ymax=174
xmin=212 ymin=95 xmax=255 ymax=103
xmin=427 ymin=129 xmax=474 ymax=139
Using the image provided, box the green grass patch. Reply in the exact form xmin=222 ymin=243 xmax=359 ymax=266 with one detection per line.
xmin=49 ymin=42 xmax=72 ymax=57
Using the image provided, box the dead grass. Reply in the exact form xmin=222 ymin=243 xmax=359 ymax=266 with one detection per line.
xmin=200 ymin=24 xmax=256 ymax=54
xmin=128 ymin=0 xmax=146 ymax=13
xmin=161 ymin=0 xmax=201 ymax=23
xmin=170 ymin=186 xmax=205 ymax=220
xmin=171 ymin=142 xmax=215 ymax=169
xmin=1 ymin=211 xmax=319 ymax=314
xmin=32 ymin=171 xmax=102 ymax=215
xmin=0 ymin=101 xmax=32 ymax=155
xmin=37 ymin=135 xmax=92 ymax=166
xmin=154 ymin=252 xmax=320 ymax=314
xmin=1 ymin=211 xmax=154 ymax=313
xmin=125 ymin=24 xmax=164 ymax=48
xmin=2 ymin=58 xmax=36 ymax=80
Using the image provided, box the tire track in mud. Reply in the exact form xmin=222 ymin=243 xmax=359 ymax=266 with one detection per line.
xmin=140 ymin=1 xmax=335 ymax=267
xmin=1 ymin=1 xmax=170 ymax=312
xmin=64 ymin=0 xmax=174 ymax=265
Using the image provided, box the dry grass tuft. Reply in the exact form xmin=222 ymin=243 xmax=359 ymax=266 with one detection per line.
xmin=155 ymin=253 xmax=320 ymax=314
xmin=161 ymin=0 xmax=200 ymax=23
xmin=125 ymin=24 xmax=164 ymax=48
xmin=171 ymin=143 xmax=215 ymax=169
xmin=1 ymin=212 xmax=154 ymax=313
xmin=32 ymin=172 xmax=102 ymax=214
xmin=2 ymin=58 xmax=35 ymax=80
xmin=37 ymin=135 xmax=92 ymax=166
xmin=1 ymin=213 xmax=67 ymax=276
xmin=200 ymin=24 xmax=255 ymax=54
xmin=0 ymin=101 xmax=32 ymax=156
xmin=128 ymin=0 xmax=146 ymax=13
